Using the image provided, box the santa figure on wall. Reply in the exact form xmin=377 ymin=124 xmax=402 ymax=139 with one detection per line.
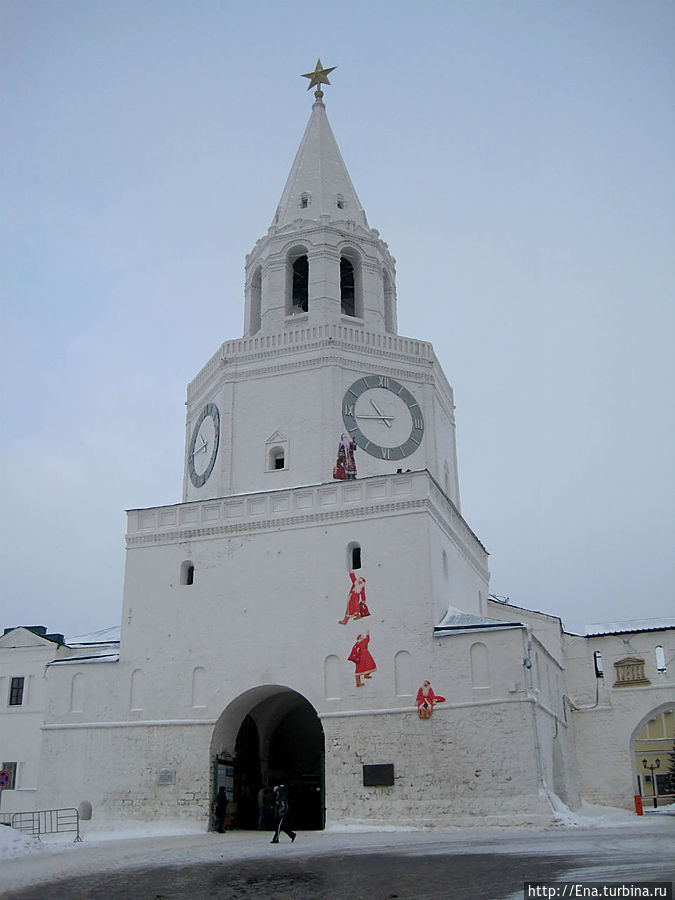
xmin=348 ymin=632 xmax=376 ymax=687
xmin=333 ymin=433 xmax=357 ymax=481
xmin=416 ymin=680 xmax=445 ymax=718
xmin=338 ymin=571 xmax=369 ymax=625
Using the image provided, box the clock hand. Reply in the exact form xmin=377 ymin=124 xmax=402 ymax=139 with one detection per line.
xmin=356 ymin=414 xmax=395 ymax=421
xmin=370 ymin=398 xmax=393 ymax=428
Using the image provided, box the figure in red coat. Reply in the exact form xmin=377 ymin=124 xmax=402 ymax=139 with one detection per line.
xmin=333 ymin=433 xmax=357 ymax=481
xmin=338 ymin=571 xmax=370 ymax=625
xmin=348 ymin=632 xmax=376 ymax=687
xmin=416 ymin=680 xmax=445 ymax=718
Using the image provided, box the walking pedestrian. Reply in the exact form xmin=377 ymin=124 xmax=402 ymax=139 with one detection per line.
xmin=270 ymin=785 xmax=296 ymax=843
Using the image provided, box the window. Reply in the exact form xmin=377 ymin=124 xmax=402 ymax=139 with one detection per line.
xmin=9 ymin=677 xmax=24 ymax=706
xmin=1 ymin=762 xmax=16 ymax=789
xmin=180 ymin=560 xmax=195 ymax=586
xmin=336 ymin=194 xmax=345 ymax=210
xmin=270 ymin=448 xmax=285 ymax=470
xmin=291 ymin=255 xmax=309 ymax=312
xmin=655 ymin=646 xmax=666 ymax=673
xmin=266 ymin=432 xmax=289 ymax=472
xmin=348 ymin=542 xmax=362 ymax=570
xmin=383 ymin=269 xmax=395 ymax=333
xmin=249 ymin=266 xmax=262 ymax=335
xmin=340 ymin=257 xmax=355 ymax=317
xmin=301 ymin=192 xmax=310 ymax=209
xmin=593 ymin=650 xmax=604 ymax=678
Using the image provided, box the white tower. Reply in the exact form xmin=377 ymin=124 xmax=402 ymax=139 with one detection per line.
xmin=182 ymin=69 xmax=461 ymax=513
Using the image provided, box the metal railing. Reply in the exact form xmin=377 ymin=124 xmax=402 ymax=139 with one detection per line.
xmin=11 ymin=808 xmax=82 ymax=841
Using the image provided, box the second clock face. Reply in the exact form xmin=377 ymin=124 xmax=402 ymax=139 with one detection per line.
xmin=188 ymin=402 xmax=220 ymax=488
xmin=342 ymin=375 xmax=424 ymax=460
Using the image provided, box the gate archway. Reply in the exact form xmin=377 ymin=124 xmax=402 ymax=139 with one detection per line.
xmin=210 ymin=685 xmax=325 ymax=830
xmin=630 ymin=702 xmax=675 ymax=809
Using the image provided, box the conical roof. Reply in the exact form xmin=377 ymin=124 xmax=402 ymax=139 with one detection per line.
xmin=273 ymin=98 xmax=367 ymax=229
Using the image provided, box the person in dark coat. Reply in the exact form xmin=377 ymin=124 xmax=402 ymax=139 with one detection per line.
xmin=270 ymin=785 xmax=296 ymax=843
xmin=214 ymin=786 xmax=228 ymax=833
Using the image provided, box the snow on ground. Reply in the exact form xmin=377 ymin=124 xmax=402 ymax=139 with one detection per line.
xmin=1 ymin=800 xmax=671 ymax=862
xmin=0 ymin=824 xmax=49 ymax=860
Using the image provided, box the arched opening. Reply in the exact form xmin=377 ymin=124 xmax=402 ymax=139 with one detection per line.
xmin=340 ymin=257 xmax=355 ymax=316
xmin=291 ymin=254 xmax=309 ymax=313
xmin=383 ymin=268 xmax=395 ymax=333
xmin=347 ymin=541 xmax=362 ymax=570
xmin=249 ymin=266 xmax=262 ymax=335
xmin=210 ymin=686 xmax=325 ymax=832
xmin=180 ymin=560 xmax=195 ymax=586
xmin=631 ymin=703 xmax=675 ymax=809
xmin=340 ymin=251 xmax=362 ymax=318
xmin=268 ymin=446 xmax=285 ymax=471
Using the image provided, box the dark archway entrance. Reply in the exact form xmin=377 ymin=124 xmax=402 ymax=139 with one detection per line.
xmin=211 ymin=686 xmax=325 ymax=831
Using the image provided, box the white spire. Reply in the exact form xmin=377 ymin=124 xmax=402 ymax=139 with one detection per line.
xmin=273 ymin=97 xmax=368 ymax=230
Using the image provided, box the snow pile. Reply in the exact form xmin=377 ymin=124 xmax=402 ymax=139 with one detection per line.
xmin=80 ymin=820 xmax=204 ymax=844
xmin=546 ymin=792 xmax=637 ymax=827
xmin=0 ymin=825 xmax=45 ymax=860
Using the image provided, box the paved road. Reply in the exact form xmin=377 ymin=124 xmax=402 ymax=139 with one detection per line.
xmin=2 ymin=818 xmax=674 ymax=899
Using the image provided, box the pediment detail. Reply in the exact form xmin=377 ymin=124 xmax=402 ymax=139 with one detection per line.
xmin=266 ymin=431 xmax=288 ymax=445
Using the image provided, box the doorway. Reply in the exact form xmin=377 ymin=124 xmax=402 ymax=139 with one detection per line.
xmin=211 ymin=686 xmax=325 ymax=830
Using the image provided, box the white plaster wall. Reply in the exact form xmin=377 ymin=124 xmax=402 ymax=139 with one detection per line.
xmin=182 ymin=336 xmax=459 ymax=505
xmin=567 ymin=628 xmax=675 ymax=809
xmin=0 ymin=632 xmax=70 ymax=814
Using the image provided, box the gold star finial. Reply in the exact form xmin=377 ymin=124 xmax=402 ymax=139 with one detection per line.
xmin=301 ymin=58 xmax=336 ymax=101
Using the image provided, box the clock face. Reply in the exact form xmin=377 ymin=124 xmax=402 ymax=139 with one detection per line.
xmin=188 ymin=403 xmax=220 ymax=488
xmin=342 ymin=375 xmax=424 ymax=460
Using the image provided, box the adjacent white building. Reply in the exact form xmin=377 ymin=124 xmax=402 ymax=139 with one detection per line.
xmin=2 ymin=71 xmax=673 ymax=828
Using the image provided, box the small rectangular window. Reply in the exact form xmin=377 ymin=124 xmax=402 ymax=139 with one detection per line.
xmin=9 ymin=677 xmax=24 ymax=706
xmin=1 ymin=762 xmax=17 ymax=789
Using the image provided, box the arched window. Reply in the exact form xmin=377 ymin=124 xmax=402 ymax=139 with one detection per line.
xmin=180 ymin=560 xmax=195 ymax=586
xmin=340 ymin=257 xmax=355 ymax=316
xmin=70 ymin=673 xmax=84 ymax=713
xmin=394 ymin=650 xmax=413 ymax=697
xmin=249 ymin=266 xmax=262 ymax=335
xmin=269 ymin=447 xmax=285 ymax=470
xmin=291 ymin=254 xmax=309 ymax=313
xmin=130 ymin=668 xmax=144 ymax=711
xmin=442 ymin=549 xmax=448 ymax=578
xmin=347 ymin=542 xmax=362 ymax=570
xmin=324 ymin=654 xmax=341 ymax=699
xmin=192 ymin=666 xmax=206 ymax=708
xmin=383 ymin=269 xmax=395 ymax=333
xmin=470 ymin=642 xmax=490 ymax=689
xmin=301 ymin=192 xmax=310 ymax=209
xmin=655 ymin=646 xmax=666 ymax=673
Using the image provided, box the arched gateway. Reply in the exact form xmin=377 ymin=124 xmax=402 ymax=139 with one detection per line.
xmin=210 ymin=686 xmax=325 ymax=830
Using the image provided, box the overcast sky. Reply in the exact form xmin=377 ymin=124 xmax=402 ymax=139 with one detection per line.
xmin=2 ymin=0 xmax=674 ymax=640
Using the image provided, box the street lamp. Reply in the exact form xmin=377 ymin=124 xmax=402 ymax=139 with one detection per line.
xmin=642 ymin=758 xmax=661 ymax=808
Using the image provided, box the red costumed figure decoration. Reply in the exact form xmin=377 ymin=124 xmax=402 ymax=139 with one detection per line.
xmin=339 ymin=571 xmax=369 ymax=624
xmin=333 ymin=433 xmax=357 ymax=481
xmin=416 ymin=680 xmax=445 ymax=718
xmin=348 ymin=632 xmax=376 ymax=687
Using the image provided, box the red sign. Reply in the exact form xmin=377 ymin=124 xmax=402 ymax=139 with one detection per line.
xmin=0 ymin=771 xmax=10 ymax=788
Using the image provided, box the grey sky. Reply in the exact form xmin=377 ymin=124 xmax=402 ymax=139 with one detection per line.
xmin=2 ymin=0 xmax=674 ymax=639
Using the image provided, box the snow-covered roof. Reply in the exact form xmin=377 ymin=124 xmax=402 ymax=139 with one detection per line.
xmin=67 ymin=625 xmax=121 ymax=645
xmin=583 ymin=617 xmax=675 ymax=636
xmin=47 ymin=625 xmax=121 ymax=666
xmin=434 ymin=608 xmax=523 ymax=635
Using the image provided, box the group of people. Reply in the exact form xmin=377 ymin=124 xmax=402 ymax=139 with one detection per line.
xmin=213 ymin=784 xmax=296 ymax=843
